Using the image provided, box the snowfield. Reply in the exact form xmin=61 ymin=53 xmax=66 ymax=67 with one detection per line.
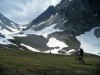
xmin=47 ymin=37 xmax=68 ymax=48
xmin=44 ymin=37 xmax=75 ymax=55
xmin=5 ymin=25 xmax=19 ymax=33
xmin=45 ymin=37 xmax=68 ymax=54
xmin=76 ymin=27 xmax=100 ymax=56
xmin=0 ymin=36 xmax=13 ymax=45
xmin=21 ymin=43 xmax=41 ymax=52
xmin=12 ymin=34 xmax=27 ymax=37
xmin=0 ymin=25 xmax=19 ymax=35
xmin=24 ymin=24 xmax=63 ymax=38
xmin=0 ymin=29 xmax=12 ymax=35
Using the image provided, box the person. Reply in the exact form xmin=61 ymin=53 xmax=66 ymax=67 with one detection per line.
xmin=79 ymin=48 xmax=84 ymax=58
xmin=75 ymin=48 xmax=84 ymax=64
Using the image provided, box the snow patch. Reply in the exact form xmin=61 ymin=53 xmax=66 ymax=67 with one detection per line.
xmin=44 ymin=37 xmax=69 ymax=54
xmin=32 ymin=22 xmax=44 ymax=29
xmin=0 ymin=37 xmax=13 ymax=45
xmin=43 ymin=49 xmax=60 ymax=54
xmin=21 ymin=43 xmax=41 ymax=52
xmin=64 ymin=20 xmax=68 ymax=23
xmin=76 ymin=27 xmax=100 ymax=56
xmin=5 ymin=25 xmax=19 ymax=33
xmin=11 ymin=22 xmax=15 ymax=25
xmin=0 ymin=25 xmax=2 ymax=30
xmin=0 ymin=20 xmax=3 ymax=24
xmin=12 ymin=34 xmax=27 ymax=37
xmin=66 ymin=49 xmax=75 ymax=55
xmin=43 ymin=49 xmax=75 ymax=55
xmin=69 ymin=0 xmax=72 ymax=1
xmin=38 ymin=22 xmax=44 ymax=26
xmin=5 ymin=35 xmax=14 ymax=39
xmin=19 ymin=25 xmax=27 ymax=29
xmin=11 ymin=22 xmax=17 ymax=29
xmin=25 ymin=24 xmax=63 ymax=38
xmin=47 ymin=37 xmax=68 ymax=49
xmin=0 ymin=29 xmax=12 ymax=35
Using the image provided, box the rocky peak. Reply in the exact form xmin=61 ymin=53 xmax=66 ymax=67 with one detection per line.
xmin=31 ymin=6 xmax=56 ymax=25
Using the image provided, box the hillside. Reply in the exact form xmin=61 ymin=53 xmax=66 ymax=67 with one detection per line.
xmin=0 ymin=49 xmax=100 ymax=75
xmin=12 ymin=0 xmax=100 ymax=55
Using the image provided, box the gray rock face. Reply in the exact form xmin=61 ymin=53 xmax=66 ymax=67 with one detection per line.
xmin=94 ymin=28 xmax=100 ymax=38
xmin=26 ymin=0 xmax=100 ymax=36
xmin=0 ymin=13 xmax=19 ymax=31
xmin=25 ymin=6 xmax=57 ymax=30
xmin=0 ymin=13 xmax=21 ymax=50
xmin=14 ymin=34 xmax=55 ymax=51
xmin=57 ymin=0 xmax=100 ymax=36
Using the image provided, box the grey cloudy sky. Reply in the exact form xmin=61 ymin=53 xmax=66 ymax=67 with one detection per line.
xmin=0 ymin=0 xmax=61 ymax=24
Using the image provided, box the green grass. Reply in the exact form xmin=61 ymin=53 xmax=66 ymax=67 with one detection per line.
xmin=0 ymin=49 xmax=100 ymax=75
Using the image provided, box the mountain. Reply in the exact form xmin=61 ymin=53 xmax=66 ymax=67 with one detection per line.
xmin=0 ymin=12 xmax=19 ymax=45
xmin=12 ymin=0 xmax=100 ymax=55
xmin=0 ymin=13 xmax=28 ymax=50
xmin=0 ymin=13 xmax=20 ymax=33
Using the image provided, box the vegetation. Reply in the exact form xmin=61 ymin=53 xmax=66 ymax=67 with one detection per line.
xmin=0 ymin=49 xmax=100 ymax=75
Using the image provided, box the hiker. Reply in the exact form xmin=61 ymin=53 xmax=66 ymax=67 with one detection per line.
xmin=75 ymin=48 xmax=84 ymax=64
xmin=79 ymin=48 xmax=84 ymax=58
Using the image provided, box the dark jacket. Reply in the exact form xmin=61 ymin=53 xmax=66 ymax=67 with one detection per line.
xmin=79 ymin=48 xmax=84 ymax=55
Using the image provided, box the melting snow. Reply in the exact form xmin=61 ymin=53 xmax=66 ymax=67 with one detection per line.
xmin=19 ymin=25 xmax=27 ymax=29
xmin=66 ymin=49 xmax=75 ymax=55
xmin=64 ymin=20 xmax=68 ymax=23
xmin=47 ymin=37 xmax=68 ymax=49
xmin=0 ymin=37 xmax=13 ymax=45
xmin=0 ymin=25 xmax=2 ymax=29
xmin=76 ymin=27 xmax=100 ymax=56
xmin=0 ymin=20 xmax=3 ymax=24
xmin=44 ymin=37 xmax=69 ymax=54
xmin=25 ymin=24 xmax=63 ymax=38
xmin=43 ymin=49 xmax=61 ymax=54
xmin=11 ymin=22 xmax=18 ymax=29
xmin=0 ymin=23 xmax=19 ymax=35
xmin=0 ymin=29 xmax=12 ymax=35
xmin=20 ymin=37 xmax=74 ymax=55
xmin=5 ymin=35 xmax=14 ymax=39
xmin=12 ymin=34 xmax=27 ymax=37
xmin=21 ymin=43 xmax=41 ymax=52
xmin=11 ymin=22 xmax=15 ymax=25
xmin=32 ymin=22 xmax=44 ymax=29
xmin=43 ymin=48 xmax=75 ymax=55
xmin=5 ymin=25 xmax=19 ymax=33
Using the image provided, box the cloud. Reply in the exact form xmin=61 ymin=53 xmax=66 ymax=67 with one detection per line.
xmin=0 ymin=0 xmax=61 ymax=24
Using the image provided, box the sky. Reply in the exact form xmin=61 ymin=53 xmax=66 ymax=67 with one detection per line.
xmin=0 ymin=0 xmax=61 ymax=24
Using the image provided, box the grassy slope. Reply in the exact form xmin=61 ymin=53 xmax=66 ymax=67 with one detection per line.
xmin=0 ymin=49 xmax=100 ymax=75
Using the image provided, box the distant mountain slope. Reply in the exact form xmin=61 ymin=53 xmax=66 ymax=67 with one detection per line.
xmin=10 ymin=0 xmax=100 ymax=55
xmin=0 ymin=13 xmax=19 ymax=32
xmin=0 ymin=13 xmax=24 ymax=50
xmin=0 ymin=12 xmax=20 ymax=36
